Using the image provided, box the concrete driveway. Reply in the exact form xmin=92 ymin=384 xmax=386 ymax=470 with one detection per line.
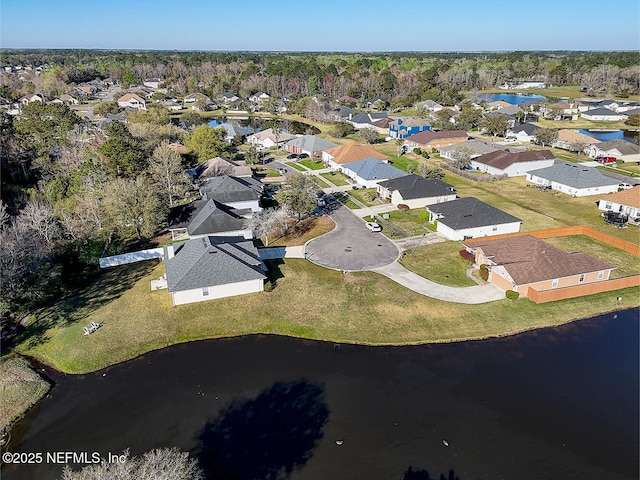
xmin=305 ymin=197 xmax=400 ymax=271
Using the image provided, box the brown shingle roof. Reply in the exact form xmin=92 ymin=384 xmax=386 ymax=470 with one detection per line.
xmin=474 ymin=149 xmax=555 ymax=170
xmin=324 ymin=142 xmax=388 ymax=165
xmin=599 ymin=186 xmax=640 ymax=208
xmin=405 ymin=130 xmax=468 ymax=145
xmin=466 ymin=235 xmax=614 ymax=285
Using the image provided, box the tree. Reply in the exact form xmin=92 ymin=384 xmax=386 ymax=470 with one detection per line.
xmin=360 ymin=128 xmax=379 ymax=144
xmin=185 ymin=124 xmax=229 ymax=161
xmin=395 ymin=138 xmax=405 ymax=156
xmin=625 ymin=114 xmax=640 ymax=127
xmin=534 ymin=127 xmax=559 ymax=147
xmin=21 ymin=197 xmax=60 ymax=247
xmin=332 ymin=122 xmax=356 ymax=138
xmin=569 ymin=140 xmax=589 ymax=156
xmin=417 ymin=163 xmax=445 ymax=179
xmin=274 ymin=174 xmax=319 ymax=220
xmin=246 ymin=208 xmax=288 ymax=245
xmin=450 ymin=147 xmax=473 ymax=170
xmin=431 ymin=108 xmax=456 ymax=130
xmin=60 ymin=448 xmax=203 ymax=480
xmin=93 ymin=101 xmax=119 ymax=117
xmin=98 ymin=121 xmax=147 ymax=177
xmin=127 ymin=103 xmax=170 ymax=125
xmin=479 ymin=114 xmax=509 ymax=141
xmin=245 ymin=145 xmax=260 ymax=165
xmin=148 ymin=140 xmax=192 ymax=207
xmin=545 ymin=104 xmax=565 ymax=120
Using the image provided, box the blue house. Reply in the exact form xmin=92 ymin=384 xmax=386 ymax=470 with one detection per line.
xmin=389 ymin=117 xmax=431 ymax=139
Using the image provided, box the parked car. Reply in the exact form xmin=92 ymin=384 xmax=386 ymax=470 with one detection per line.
xmin=618 ymin=183 xmax=633 ymax=190
xmin=365 ymin=222 xmax=382 ymax=232
xmin=596 ymin=156 xmax=617 ymax=164
xmin=317 ymin=197 xmax=326 ymax=207
xmin=286 ymin=154 xmax=298 ymax=159
xmin=299 ymin=153 xmax=310 ymax=159
xmin=277 ymin=167 xmax=287 ymax=175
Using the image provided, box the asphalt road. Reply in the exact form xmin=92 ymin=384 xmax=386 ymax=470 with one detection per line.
xmin=305 ymin=197 xmax=400 ymax=271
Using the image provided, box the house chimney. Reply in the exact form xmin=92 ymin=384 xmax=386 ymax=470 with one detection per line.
xmin=166 ymin=244 xmax=175 ymax=260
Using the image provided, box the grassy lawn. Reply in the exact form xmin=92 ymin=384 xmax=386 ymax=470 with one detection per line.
xmin=15 ymin=259 xmax=639 ymax=374
xmin=269 ymin=216 xmax=335 ymax=247
xmin=333 ymin=192 xmax=359 ymax=209
xmin=400 ymin=241 xmax=477 ymax=287
xmin=320 ymin=171 xmax=350 ymax=186
xmin=0 ymin=356 xmax=50 ymax=432
xmin=288 ymin=163 xmax=306 ymax=172
xmin=348 ymin=188 xmax=383 ymax=207
xmin=542 ymin=235 xmax=640 ymax=279
xmin=382 ymin=208 xmax=434 ymax=237
xmin=309 ymin=175 xmax=332 ymax=188
xmin=254 ymin=167 xmax=280 ymax=178
xmin=597 ymin=164 xmax=640 ymax=177
xmin=298 ymin=159 xmax=325 ymax=170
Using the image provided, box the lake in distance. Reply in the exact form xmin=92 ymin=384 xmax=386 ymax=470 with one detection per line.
xmin=2 ymin=309 xmax=638 ymax=480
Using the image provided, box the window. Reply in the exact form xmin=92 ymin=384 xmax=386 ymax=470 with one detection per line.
xmin=492 ymin=227 xmax=498 ymax=231
xmin=605 ymin=202 xmax=612 ymax=210
xmin=579 ymin=274 xmax=585 ymax=283
xmin=552 ymin=279 xmax=559 ymax=288
xmin=202 ymin=287 xmax=209 ymax=296
xmin=598 ymin=271 xmax=604 ymax=279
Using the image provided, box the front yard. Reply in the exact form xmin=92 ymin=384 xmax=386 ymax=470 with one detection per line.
xmin=381 ymin=208 xmax=435 ymax=237
xmin=320 ymin=171 xmax=350 ymax=186
xmin=400 ymin=241 xmax=478 ymax=287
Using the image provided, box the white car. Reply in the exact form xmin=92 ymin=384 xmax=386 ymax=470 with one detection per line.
xmin=365 ymin=222 xmax=382 ymax=232
xmin=317 ymin=197 xmax=326 ymax=207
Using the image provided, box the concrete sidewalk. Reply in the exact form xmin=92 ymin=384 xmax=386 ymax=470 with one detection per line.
xmin=372 ymin=261 xmax=505 ymax=304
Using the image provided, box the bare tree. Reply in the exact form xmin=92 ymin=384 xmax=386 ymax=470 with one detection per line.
xmin=20 ymin=198 xmax=59 ymax=246
xmin=148 ymin=140 xmax=192 ymax=207
xmin=534 ymin=128 xmax=559 ymax=148
xmin=246 ymin=208 xmax=288 ymax=245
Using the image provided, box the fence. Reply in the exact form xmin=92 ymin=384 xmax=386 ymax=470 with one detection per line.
xmin=528 ymin=276 xmax=640 ymax=303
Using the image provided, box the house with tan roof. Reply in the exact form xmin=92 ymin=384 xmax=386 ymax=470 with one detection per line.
xmin=404 ymin=130 xmax=468 ymax=152
xmin=246 ymin=128 xmax=296 ymax=150
xmin=117 ymin=92 xmax=146 ymax=110
xmin=196 ymin=157 xmax=252 ymax=178
xmin=588 ymin=139 xmax=640 ymax=163
xmin=464 ymin=235 xmax=615 ymax=299
xmin=322 ymin=142 xmax=388 ymax=169
xmin=470 ymin=149 xmax=556 ymax=177
xmin=487 ymin=100 xmax=512 ymax=110
xmin=552 ymin=129 xmax=599 ymax=153
xmin=597 ymin=186 xmax=640 ymax=219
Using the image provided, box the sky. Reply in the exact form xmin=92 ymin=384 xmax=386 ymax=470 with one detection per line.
xmin=1 ymin=0 xmax=639 ymax=52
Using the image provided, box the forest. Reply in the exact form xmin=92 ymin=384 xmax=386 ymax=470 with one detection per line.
xmin=0 ymin=49 xmax=638 ymax=325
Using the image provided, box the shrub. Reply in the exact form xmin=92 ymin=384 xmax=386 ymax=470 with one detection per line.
xmin=419 ymin=211 xmax=430 ymax=222
xmin=506 ymin=290 xmax=520 ymax=300
xmin=398 ymin=203 xmax=409 ymax=211
xmin=413 ymin=147 xmax=422 ymax=155
xmin=479 ymin=264 xmax=489 ymax=281
xmin=421 ymin=151 xmax=430 ymax=158
xmin=263 ymin=280 xmax=273 ymax=292
xmin=459 ymin=249 xmax=475 ymax=261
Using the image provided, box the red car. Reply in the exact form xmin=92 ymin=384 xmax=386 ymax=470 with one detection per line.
xmin=596 ymin=156 xmax=617 ymax=164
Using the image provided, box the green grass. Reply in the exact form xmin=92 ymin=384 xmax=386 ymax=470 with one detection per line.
xmin=0 ymin=356 xmax=50 ymax=432
xmin=16 ymin=259 xmax=639 ymax=374
xmin=381 ymin=208 xmax=435 ymax=237
xmin=542 ymin=235 xmax=640 ymax=279
xmin=400 ymin=241 xmax=478 ymax=287
xmin=309 ymin=175 xmax=332 ymax=188
xmin=288 ymin=163 xmax=306 ymax=172
xmin=320 ymin=171 xmax=349 ymax=186
xmin=333 ymin=192 xmax=359 ymax=209
xmin=348 ymin=188 xmax=383 ymax=207
xmin=297 ymin=159 xmax=326 ymax=170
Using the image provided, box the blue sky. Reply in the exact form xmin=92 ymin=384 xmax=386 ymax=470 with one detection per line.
xmin=1 ymin=0 xmax=639 ymax=51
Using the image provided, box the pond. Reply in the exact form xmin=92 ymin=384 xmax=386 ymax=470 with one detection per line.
xmin=207 ymin=117 xmax=320 ymax=135
xmin=579 ymin=129 xmax=639 ymax=144
xmin=476 ymin=93 xmax=547 ymax=105
xmin=2 ymin=309 xmax=638 ymax=480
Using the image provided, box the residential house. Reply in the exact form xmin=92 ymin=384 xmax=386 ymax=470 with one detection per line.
xmin=196 ymin=157 xmax=252 ymax=178
xmin=440 ymin=139 xmax=508 ymax=160
xmin=415 ymin=99 xmax=444 ymax=112
xmin=463 ymin=235 xmax=614 ymax=299
xmin=597 ymin=186 xmax=640 ymax=218
xmin=404 ymin=130 xmax=468 ymax=152
xmin=546 ymin=101 xmax=579 ymax=121
xmin=348 ymin=112 xmax=389 ymax=129
xmin=322 ymin=142 xmax=388 ymax=169
xmin=200 ymin=175 xmax=263 ymax=212
xmin=215 ymin=122 xmax=251 ymax=143
xmin=75 ymin=84 xmax=97 ymax=96
xmin=249 ymin=92 xmax=270 ymax=104
xmin=220 ymin=92 xmax=240 ymax=103
xmin=246 ymin=128 xmax=296 ymax=150
xmin=18 ymin=94 xmax=43 ymax=106
xmin=367 ymin=97 xmax=389 ymax=109
xmin=169 ymin=196 xmax=253 ymax=241
xmin=377 ymin=175 xmax=456 ymax=209
xmin=389 ymin=117 xmax=431 ymax=139
xmin=483 ymin=106 xmax=522 ymax=128
xmin=51 ymin=94 xmax=78 ymax=105
xmin=426 ymin=197 xmax=522 ymax=240
xmin=526 ymin=163 xmax=620 ymax=196
xmin=338 ymin=158 xmax=408 ymax=188
xmin=486 ymin=100 xmax=512 ymax=110
xmin=164 ymin=236 xmax=266 ymax=306
xmin=499 ymin=80 xmax=546 ymax=89
xmin=471 ymin=149 xmax=556 ymax=177
xmin=143 ymin=78 xmax=163 ymax=89
xmin=117 ymin=93 xmax=146 ymax=110
xmin=334 ymin=106 xmax=356 ymax=121
xmin=505 ymin=123 xmax=538 ymax=143
xmin=581 ymin=108 xmax=627 ymax=122
xmin=588 ymin=139 xmax=640 ymax=163
xmin=284 ymin=135 xmax=337 ymax=158
xmin=369 ymin=117 xmax=393 ymax=135
xmin=225 ymin=98 xmax=252 ymax=113
xmin=552 ymin=129 xmax=600 ymax=153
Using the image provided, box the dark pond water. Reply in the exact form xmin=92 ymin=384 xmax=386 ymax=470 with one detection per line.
xmin=208 ymin=117 xmax=320 ymax=135
xmin=578 ymin=129 xmax=639 ymax=144
xmin=477 ymin=93 xmax=547 ymax=105
xmin=3 ymin=310 xmax=638 ymax=480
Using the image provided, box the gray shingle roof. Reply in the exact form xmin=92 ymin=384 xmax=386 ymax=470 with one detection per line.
xmin=378 ymin=174 xmax=455 ymax=200
xmin=285 ymin=135 xmax=337 ymax=152
xmin=165 ymin=236 xmax=265 ymax=292
xmin=201 ymin=175 xmax=263 ymax=204
xmin=597 ymin=139 xmax=640 ymax=155
xmin=216 ymin=122 xmax=251 ymax=138
xmin=510 ymin=123 xmax=538 ymax=135
xmin=171 ymin=197 xmax=249 ymax=236
xmin=441 ymin=139 xmax=507 ymax=158
xmin=527 ymin=163 xmax=620 ymax=189
xmin=582 ymin=107 xmax=623 ymax=116
xmin=427 ymin=197 xmax=522 ymax=230
xmin=342 ymin=157 xmax=408 ymax=181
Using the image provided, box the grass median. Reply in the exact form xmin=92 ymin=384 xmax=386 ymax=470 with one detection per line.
xmin=15 ymin=258 xmax=639 ymax=375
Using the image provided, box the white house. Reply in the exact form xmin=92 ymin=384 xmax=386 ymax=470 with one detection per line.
xmin=471 ymin=149 xmax=556 ymax=177
xmin=526 ymin=163 xmax=620 ymax=197
xmin=581 ymin=108 xmax=627 ymax=121
xmin=164 ymin=236 xmax=265 ymax=306
xmin=246 ymin=128 xmax=296 ymax=149
xmin=117 ymin=93 xmax=146 ymax=110
xmin=505 ymin=123 xmax=538 ymax=143
xmin=200 ymin=175 xmax=264 ymax=212
xmin=338 ymin=157 xmax=407 ymax=188
xmin=426 ymin=197 xmax=522 ymax=241
xmin=597 ymin=186 xmax=640 ymax=218
xmin=377 ymin=175 xmax=457 ymax=209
